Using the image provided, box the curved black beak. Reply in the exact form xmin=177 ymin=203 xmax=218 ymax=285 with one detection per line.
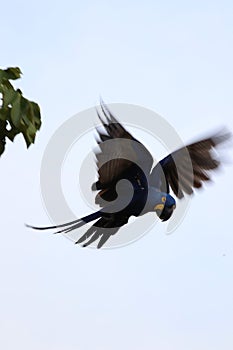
xmin=159 ymin=205 xmax=175 ymax=222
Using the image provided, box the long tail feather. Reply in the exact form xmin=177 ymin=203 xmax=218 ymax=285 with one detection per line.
xmin=25 ymin=211 xmax=102 ymax=233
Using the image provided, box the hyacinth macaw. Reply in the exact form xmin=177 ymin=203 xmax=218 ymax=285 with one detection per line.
xmin=28 ymin=101 xmax=230 ymax=248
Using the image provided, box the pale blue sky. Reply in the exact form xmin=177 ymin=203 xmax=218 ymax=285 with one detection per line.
xmin=1 ymin=1 xmax=233 ymax=349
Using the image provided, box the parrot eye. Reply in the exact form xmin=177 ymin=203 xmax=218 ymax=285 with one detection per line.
xmin=161 ymin=196 xmax=166 ymax=203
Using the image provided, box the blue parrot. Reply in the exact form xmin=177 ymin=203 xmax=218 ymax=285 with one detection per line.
xmin=28 ymin=101 xmax=230 ymax=248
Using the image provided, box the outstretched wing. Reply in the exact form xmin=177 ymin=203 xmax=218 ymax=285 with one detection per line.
xmin=150 ymin=130 xmax=231 ymax=199
xmin=93 ymin=100 xmax=154 ymax=206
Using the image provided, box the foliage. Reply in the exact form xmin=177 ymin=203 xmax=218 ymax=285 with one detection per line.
xmin=0 ymin=67 xmax=41 ymax=156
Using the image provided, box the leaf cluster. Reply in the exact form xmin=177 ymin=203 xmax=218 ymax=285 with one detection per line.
xmin=0 ymin=67 xmax=41 ymax=156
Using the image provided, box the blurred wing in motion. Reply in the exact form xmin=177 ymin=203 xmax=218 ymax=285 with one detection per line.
xmin=93 ymin=100 xmax=154 ymax=206
xmin=150 ymin=130 xmax=231 ymax=199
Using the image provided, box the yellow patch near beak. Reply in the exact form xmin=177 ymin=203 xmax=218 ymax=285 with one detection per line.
xmin=154 ymin=204 xmax=165 ymax=211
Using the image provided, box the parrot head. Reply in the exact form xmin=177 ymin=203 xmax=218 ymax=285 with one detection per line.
xmin=154 ymin=193 xmax=176 ymax=222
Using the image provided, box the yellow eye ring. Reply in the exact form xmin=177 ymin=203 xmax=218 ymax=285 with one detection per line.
xmin=161 ymin=196 xmax=166 ymax=203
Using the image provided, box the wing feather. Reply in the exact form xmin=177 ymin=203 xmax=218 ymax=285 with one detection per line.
xmin=93 ymin=100 xmax=153 ymax=206
xmin=150 ymin=130 xmax=231 ymax=199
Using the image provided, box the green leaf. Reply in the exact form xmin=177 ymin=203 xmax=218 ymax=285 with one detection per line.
xmin=0 ymin=67 xmax=22 ymax=83
xmin=10 ymin=92 xmax=22 ymax=127
xmin=22 ymin=121 xmax=37 ymax=147
xmin=0 ymin=79 xmax=14 ymax=92
xmin=0 ymin=108 xmax=9 ymax=121
xmin=5 ymin=123 xmax=21 ymax=142
xmin=30 ymin=102 xmax=42 ymax=129
xmin=0 ymin=85 xmax=18 ymax=107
